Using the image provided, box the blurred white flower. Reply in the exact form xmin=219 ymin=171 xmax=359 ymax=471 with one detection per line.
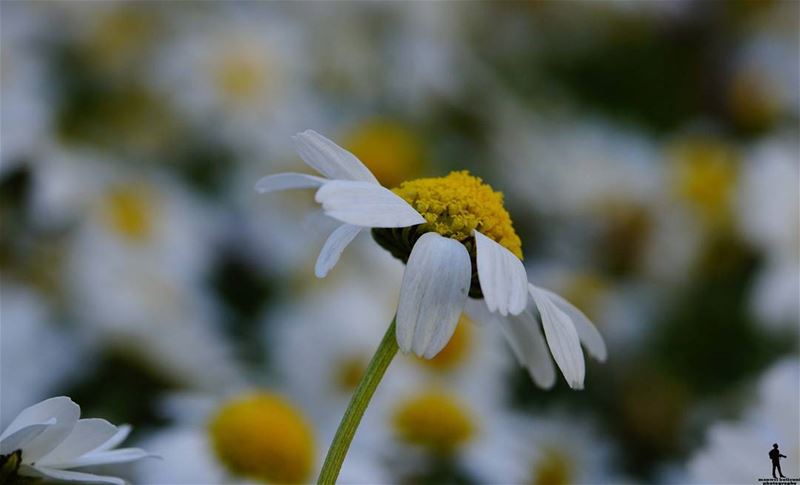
xmin=491 ymin=118 xmax=662 ymax=217
xmin=67 ymin=172 xmax=243 ymax=392
xmin=257 ymin=130 xmax=606 ymax=389
xmin=688 ymin=358 xmax=800 ymax=483
xmin=0 ymin=396 xmax=149 ymax=485
xmin=737 ymin=135 xmax=800 ymax=329
xmin=134 ymin=390 xmax=387 ymax=484
xmin=269 ymin=255 xmax=406 ymax=425
xmin=150 ymin=4 xmax=320 ymax=155
xmin=371 ymin=351 xmax=514 ymax=482
xmin=0 ymin=283 xmax=85 ymax=426
xmin=465 ymin=413 xmax=625 ymax=485
xmin=0 ymin=2 xmax=55 ymax=170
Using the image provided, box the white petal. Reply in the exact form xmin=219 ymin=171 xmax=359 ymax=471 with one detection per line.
xmin=315 ymin=180 xmax=425 ymax=228
xmin=396 ymin=233 xmax=471 ymax=358
xmin=0 ymin=421 xmax=54 ymax=455
xmin=20 ymin=465 xmax=125 ymax=485
xmin=47 ymin=448 xmax=150 ymax=469
xmin=315 ymin=224 xmax=362 ymax=278
xmin=497 ymin=308 xmax=557 ymax=389
xmin=254 ymin=173 xmax=327 ymax=194
xmin=0 ymin=397 xmax=80 ymax=462
xmin=530 ymin=284 xmax=585 ymax=389
xmin=538 ymin=288 xmax=607 ymax=362
xmin=92 ymin=425 xmax=131 ymax=453
xmin=293 ymin=130 xmax=378 ymax=183
xmin=474 ymin=230 xmax=528 ymax=316
xmin=37 ymin=419 xmax=118 ymax=465
xmin=463 ymin=297 xmax=495 ymax=326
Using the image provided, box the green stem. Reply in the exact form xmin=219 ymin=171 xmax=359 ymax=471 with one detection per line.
xmin=317 ymin=317 xmax=399 ymax=485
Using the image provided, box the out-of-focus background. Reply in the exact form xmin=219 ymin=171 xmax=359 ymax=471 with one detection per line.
xmin=1 ymin=1 xmax=798 ymax=484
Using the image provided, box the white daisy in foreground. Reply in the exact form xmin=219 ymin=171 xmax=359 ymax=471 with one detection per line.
xmin=0 ymin=397 xmax=149 ymax=485
xmin=256 ymin=130 xmax=606 ymax=389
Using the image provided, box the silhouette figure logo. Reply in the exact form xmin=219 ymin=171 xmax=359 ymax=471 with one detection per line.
xmin=770 ymin=443 xmax=787 ymax=479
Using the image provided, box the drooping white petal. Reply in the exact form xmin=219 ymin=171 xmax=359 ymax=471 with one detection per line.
xmin=92 ymin=425 xmax=131 ymax=453
xmin=529 ymin=284 xmax=585 ymax=389
xmin=46 ymin=448 xmax=150 ymax=469
xmin=538 ymin=288 xmax=607 ymax=362
xmin=0 ymin=421 xmax=54 ymax=455
xmin=315 ymin=224 xmax=362 ymax=278
xmin=474 ymin=230 xmax=528 ymax=316
xmin=254 ymin=173 xmax=327 ymax=194
xmin=1 ymin=397 xmax=80 ymax=462
xmin=315 ymin=180 xmax=425 ymax=228
xmin=496 ymin=307 xmax=557 ymax=389
xmin=396 ymin=233 xmax=471 ymax=358
xmin=293 ymin=130 xmax=379 ymax=183
xmin=37 ymin=419 xmax=118 ymax=465
xmin=20 ymin=465 xmax=125 ymax=485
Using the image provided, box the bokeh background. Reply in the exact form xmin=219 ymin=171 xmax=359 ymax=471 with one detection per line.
xmin=1 ymin=1 xmax=798 ymax=484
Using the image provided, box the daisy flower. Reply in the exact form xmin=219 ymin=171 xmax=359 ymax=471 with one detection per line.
xmin=134 ymin=390 xmax=388 ymax=484
xmin=67 ymin=172 xmax=243 ymax=392
xmin=0 ymin=396 xmax=149 ymax=485
xmin=464 ymin=412 xmax=627 ymax=485
xmin=256 ymin=130 xmax=606 ymax=390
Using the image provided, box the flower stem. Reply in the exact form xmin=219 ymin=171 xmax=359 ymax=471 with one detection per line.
xmin=317 ymin=316 xmax=399 ymax=485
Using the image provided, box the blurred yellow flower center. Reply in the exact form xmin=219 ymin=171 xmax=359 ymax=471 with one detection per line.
xmin=532 ymin=448 xmax=573 ymax=485
xmin=213 ymin=45 xmax=272 ymax=104
xmin=103 ymin=186 xmax=153 ymax=242
xmin=344 ymin=120 xmax=423 ymax=187
xmin=415 ymin=316 xmax=472 ymax=371
xmin=391 ymin=392 xmax=475 ymax=453
xmin=333 ymin=355 xmax=367 ymax=392
xmin=86 ymin=9 xmax=156 ymax=73
xmin=393 ymin=171 xmax=522 ymax=259
xmin=208 ymin=392 xmax=314 ymax=484
xmin=671 ymin=139 xmax=739 ymax=225
xmin=562 ymin=274 xmax=609 ymax=322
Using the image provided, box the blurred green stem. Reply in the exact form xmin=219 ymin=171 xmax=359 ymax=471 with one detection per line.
xmin=317 ymin=316 xmax=398 ymax=485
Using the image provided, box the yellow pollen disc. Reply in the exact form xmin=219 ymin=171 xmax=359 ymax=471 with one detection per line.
xmin=333 ymin=355 xmax=367 ymax=392
xmin=391 ymin=392 xmax=475 ymax=453
xmin=393 ymin=171 xmax=522 ymax=259
xmin=103 ymin=186 xmax=154 ymax=242
xmin=670 ymin=138 xmax=739 ymax=225
xmin=344 ymin=119 xmax=424 ymax=187
xmin=415 ymin=316 xmax=472 ymax=372
xmin=208 ymin=392 xmax=315 ymax=484
xmin=532 ymin=448 xmax=573 ymax=485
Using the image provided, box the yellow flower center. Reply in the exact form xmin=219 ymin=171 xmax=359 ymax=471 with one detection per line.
xmin=213 ymin=43 xmax=274 ymax=105
xmin=208 ymin=392 xmax=315 ymax=484
xmin=671 ymin=138 xmax=739 ymax=226
xmin=391 ymin=391 xmax=476 ymax=453
xmin=344 ymin=119 xmax=424 ymax=187
xmin=393 ymin=171 xmax=522 ymax=259
xmin=414 ymin=316 xmax=472 ymax=372
xmin=333 ymin=355 xmax=367 ymax=392
xmin=102 ymin=186 xmax=154 ymax=242
xmin=531 ymin=448 xmax=573 ymax=485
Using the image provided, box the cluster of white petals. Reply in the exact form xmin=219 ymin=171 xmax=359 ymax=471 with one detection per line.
xmin=0 ymin=397 xmax=149 ymax=484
